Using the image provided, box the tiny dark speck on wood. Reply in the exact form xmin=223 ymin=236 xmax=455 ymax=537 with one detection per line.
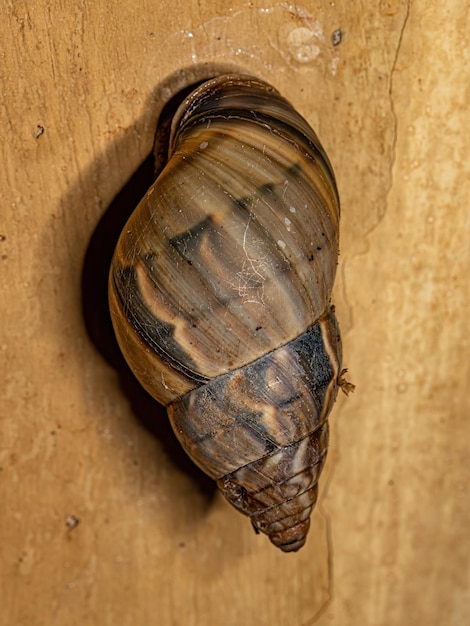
xmin=331 ymin=28 xmax=343 ymax=46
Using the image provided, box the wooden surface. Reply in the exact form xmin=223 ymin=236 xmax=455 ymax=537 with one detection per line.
xmin=1 ymin=1 xmax=468 ymax=625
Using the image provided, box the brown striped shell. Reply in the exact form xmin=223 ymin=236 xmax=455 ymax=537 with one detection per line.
xmin=109 ymin=74 xmax=343 ymax=552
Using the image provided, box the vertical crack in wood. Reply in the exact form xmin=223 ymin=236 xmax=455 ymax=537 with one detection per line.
xmin=301 ymin=446 xmax=339 ymax=625
xmin=385 ymin=0 xmax=411 ymax=216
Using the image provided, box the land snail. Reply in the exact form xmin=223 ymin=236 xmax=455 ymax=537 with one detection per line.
xmin=109 ymin=74 xmax=353 ymax=552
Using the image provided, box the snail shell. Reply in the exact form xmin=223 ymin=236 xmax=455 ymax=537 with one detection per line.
xmin=109 ymin=74 xmax=343 ymax=552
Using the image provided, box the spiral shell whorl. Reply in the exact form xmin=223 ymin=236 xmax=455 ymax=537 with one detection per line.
xmin=218 ymin=426 xmax=327 ymax=552
xmin=109 ymin=74 xmax=340 ymax=406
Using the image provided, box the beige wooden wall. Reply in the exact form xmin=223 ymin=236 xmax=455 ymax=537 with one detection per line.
xmin=1 ymin=1 xmax=468 ymax=625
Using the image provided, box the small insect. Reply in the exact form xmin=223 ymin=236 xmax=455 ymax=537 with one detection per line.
xmin=109 ymin=74 xmax=351 ymax=551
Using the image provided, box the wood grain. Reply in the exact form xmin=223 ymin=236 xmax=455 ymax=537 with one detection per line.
xmin=1 ymin=1 xmax=468 ymax=625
